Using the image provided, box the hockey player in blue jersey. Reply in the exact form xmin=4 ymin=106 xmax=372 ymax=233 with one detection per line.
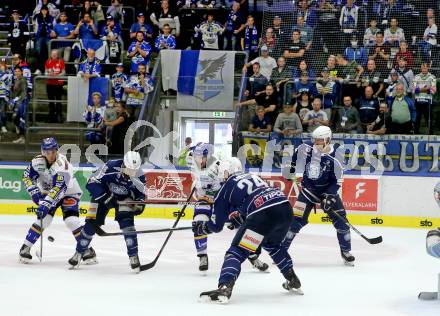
xmin=68 ymin=151 xmax=146 ymax=272
xmin=282 ymin=126 xmax=355 ymax=265
xmin=188 ymin=143 xmax=268 ymax=273
xmin=194 ymin=158 xmax=302 ymax=303
xmin=19 ymin=138 xmax=96 ymax=264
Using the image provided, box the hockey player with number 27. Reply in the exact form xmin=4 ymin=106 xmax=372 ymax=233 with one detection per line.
xmin=68 ymin=151 xmax=146 ymax=272
xmin=194 ymin=157 xmax=302 ymax=304
xmin=19 ymin=138 xmax=97 ymax=264
xmin=282 ymin=126 xmax=355 ymax=266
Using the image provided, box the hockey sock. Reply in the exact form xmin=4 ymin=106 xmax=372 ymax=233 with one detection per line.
xmin=76 ymin=221 xmax=96 ymax=254
xmin=264 ymin=244 xmax=293 ymax=278
xmin=119 ymin=217 xmax=138 ymax=257
xmin=64 ymin=216 xmax=83 ymax=242
xmin=194 ymin=234 xmax=208 ymax=255
xmin=24 ymin=215 xmax=53 ymax=247
xmin=218 ymin=246 xmax=248 ymax=285
xmin=330 ymin=210 xmax=351 ymax=252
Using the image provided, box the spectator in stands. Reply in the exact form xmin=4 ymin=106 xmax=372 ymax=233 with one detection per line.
xmin=303 ymin=98 xmax=329 ymax=132
xmin=150 ymin=0 xmax=181 ymax=37
xmin=393 ymin=40 xmax=413 ymax=68
xmin=80 ymin=1 xmax=105 ymax=31
xmin=106 ymin=0 xmax=125 ymax=26
xmin=388 ymin=83 xmax=416 ymax=134
xmin=223 ymin=1 xmax=245 ymax=51
xmin=74 ymin=12 xmax=98 ymax=39
xmin=45 ymin=49 xmax=65 ymax=123
xmin=35 ymin=5 xmax=56 ymax=74
xmin=339 ymin=0 xmax=359 ymax=46
xmin=177 ymin=137 xmax=192 ymax=167
xmin=296 ymin=15 xmax=313 ymax=51
xmin=11 ymin=66 xmax=28 ymax=144
xmin=270 ymin=56 xmax=291 ymax=103
xmin=359 ymin=59 xmax=384 ymax=98
xmin=363 ymin=17 xmax=381 ymax=48
xmin=356 ymin=86 xmax=380 ymax=132
xmin=100 ymin=15 xmax=123 ymax=63
xmin=0 ymin=61 xmax=13 ymax=134
xmin=367 ymin=102 xmax=391 ymax=135
xmin=77 ymin=48 xmax=101 ymax=80
xmin=248 ymin=106 xmax=272 ymax=133
xmin=124 ymin=63 xmax=153 ymax=118
xmin=316 ymin=67 xmax=338 ymax=119
xmin=243 ymin=45 xmax=276 ymax=81
xmin=344 ymin=33 xmax=368 ymax=67
xmin=244 ymin=63 xmax=268 ymax=99
xmin=128 ymin=31 xmax=152 ymax=73
xmin=293 ymin=60 xmax=316 ymax=82
xmin=106 ymin=101 xmax=130 ymax=154
xmin=412 ymin=63 xmax=437 ymax=134
xmin=368 ymin=31 xmax=390 ymax=77
xmin=334 ymin=95 xmax=360 ymax=134
xmin=260 ymin=27 xmax=277 ymax=56
xmin=273 ymin=103 xmax=303 ymax=142
xmin=155 ymin=24 xmax=177 ymax=51
xmin=326 ymin=55 xmax=342 ymax=81
xmin=375 ymin=0 xmax=402 ymax=26
xmin=194 ymin=13 xmax=224 ymax=50
xmin=242 ymin=15 xmax=259 ymax=60
xmin=53 ymin=12 xmax=75 ymax=63
xmin=294 ymin=91 xmax=312 ymax=124
xmin=130 ymin=13 xmax=153 ymax=42
xmin=7 ymin=10 xmax=28 ymax=58
xmin=283 ymin=30 xmax=305 ymax=69
xmin=11 ymin=54 xmax=32 ymax=94
xmin=240 ymin=84 xmax=278 ymax=125
xmin=384 ymin=18 xmax=405 ymax=47
xmin=336 ymin=54 xmax=363 ymax=100
xmin=271 ymin=15 xmax=288 ymax=43
xmin=111 ymin=63 xmax=128 ymax=102
xmin=420 ymin=17 xmax=438 ymax=63
xmin=296 ymin=0 xmax=317 ymax=28
xmin=84 ymin=91 xmax=105 ymax=144
xmin=393 ymin=56 xmax=414 ymax=94
xmin=293 ymin=71 xmax=318 ymax=102
xmin=33 ymin=0 xmax=60 ymax=20
xmin=385 ymin=69 xmax=400 ymax=106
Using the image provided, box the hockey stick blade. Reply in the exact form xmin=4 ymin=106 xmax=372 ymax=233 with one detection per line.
xmin=418 ymin=292 xmax=438 ymax=300
xmin=94 ymin=225 xmax=192 ymax=236
xmin=140 ymin=187 xmax=196 ymax=272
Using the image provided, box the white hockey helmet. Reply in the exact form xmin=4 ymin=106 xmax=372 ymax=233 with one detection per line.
xmin=311 ymin=126 xmax=332 ymax=151
xmin=123 ymin=151 xmax=142 ymax=177
xmin=218 ymin=157 xmax=243 ymax=182
xmin=434 ymin=182 xmax=440 ymax=208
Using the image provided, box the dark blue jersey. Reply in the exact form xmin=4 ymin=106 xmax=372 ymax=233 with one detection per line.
xmin=292 ymin=143 xmax=344 ymax=196
xmin=208 ymin=173 xmax=289 ymax=233
xmin=86 ymin=160 xmax=146 ymax=201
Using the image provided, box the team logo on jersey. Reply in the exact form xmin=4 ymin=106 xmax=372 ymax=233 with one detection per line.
xmin=306 ymin=162 xmax=323 ymax=180
xmin=108 ymin=183 xmax=129 ymax=195
xmin=193 ymin=53 xmax=227 ymax=101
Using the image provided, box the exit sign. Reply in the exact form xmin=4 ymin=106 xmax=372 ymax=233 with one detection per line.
xmin=213 ymin=111 xmax=226 ymax=118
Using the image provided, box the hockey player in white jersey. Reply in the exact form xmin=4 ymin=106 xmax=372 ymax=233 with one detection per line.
xmin=18 ymin=138 xmax=96 ymax=264
xmin=188 ymin=142 xmax=268 ymax=272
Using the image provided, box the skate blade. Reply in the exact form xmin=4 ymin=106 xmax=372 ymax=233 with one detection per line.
xmin=253 ymin=266 xmax=270 ymax=273
xmin=289 ymin=287 xmax=304 ymax=296
xmin=19 ymin=257 xmax=31 ymax=264
xmin=418 ymin=292 xmax=438 ymax=300
xmin=198 ymin=295 xmax=229 ymax=304
xmin=343 ymin=260 xmax=355 ymax=267
xmin=132 ymin=267 xmax=141 ymax=274
xmin=82 ymin=258 xmax=98 ymax=265
xmin=68 ymin=263 xmax=81 ymax=270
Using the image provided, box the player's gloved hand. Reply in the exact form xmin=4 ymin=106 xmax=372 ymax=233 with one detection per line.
xmin=192 ymin=221 xmax=211 ymax=236
xmin=36 ymin=200 xmax=51 ymax=219
xmin=29 ymin=188 xmax=43 ymax=206
xmin=226 ymin=211 xmax=244 ymax=230
xmin=321 ymin=193 xmax=337 ymax=212
xmin=133 ymin=203 xmax=145 ymax=216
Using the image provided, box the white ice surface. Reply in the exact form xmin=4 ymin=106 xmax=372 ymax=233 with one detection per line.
xmin=1 ymin=215 xmax=439 ymax=316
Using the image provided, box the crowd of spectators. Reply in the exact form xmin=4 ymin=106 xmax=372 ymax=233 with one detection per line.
xmin=1 ymin=0 xmax=440 ymax=148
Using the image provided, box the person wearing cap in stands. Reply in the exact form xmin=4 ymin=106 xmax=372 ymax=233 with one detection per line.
xmin=100 ymin=15 xmax=123 ymax=63
xmin=130 ymin=12 xmax=153 ymax=41
xmin=243 ymin=45 xmax=277 ymax=81
xmin=7 ymin=10 xmax=29 ymax=58
xmin=111 ymin=63 xmax=128 ymax=102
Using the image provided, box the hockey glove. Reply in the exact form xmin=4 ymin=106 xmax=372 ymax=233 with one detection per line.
xmin=133 ymin=203 xmax=145 ymax=216
xmin=29 ymin=188 xmax=43 ymax=206
xmin=226 ymin=211 xmax=245 ymax=230
xmin=321 ymin=193 xmax=338 ymax=212
xmin=192 ymin=221 xmax=211 ymax=236
xmin=36 ymin=200 xmax=52 ymax=219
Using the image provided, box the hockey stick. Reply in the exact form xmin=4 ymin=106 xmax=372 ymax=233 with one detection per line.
xmin=327 ymin=208 xmax=383 ymax=244
xmin=140 ymin=186 xmax=196 ymax=272
xmin=35 ymin=217 xmax=43 ymax=262
xmin=118 ymin=200 xmax=196 ymax=206
xmin=94 ymin=225 xmax=193 ymax=237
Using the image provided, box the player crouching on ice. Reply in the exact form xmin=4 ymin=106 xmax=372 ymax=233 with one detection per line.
xmin=19 ymin=138 xmax=96 ymax=264
xmin=282 ymin=126 xmax=355 ymax=266
xmin=68 ymin=151 xmax=146 ymax=272
xmin=195 ymin=157 xmax=302 ymax=304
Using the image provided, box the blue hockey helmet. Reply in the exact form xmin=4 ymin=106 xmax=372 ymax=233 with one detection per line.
xmin=41 ymin=137 xmax=59 ymax=153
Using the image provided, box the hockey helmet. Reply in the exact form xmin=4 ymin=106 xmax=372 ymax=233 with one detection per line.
xmin=218 ymin=157 xmax=243 ymax=182
xmin=123 ymin=151 xmax=142 ymax=177
xmin=311 ymin=126 xmax=332 ymax=151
